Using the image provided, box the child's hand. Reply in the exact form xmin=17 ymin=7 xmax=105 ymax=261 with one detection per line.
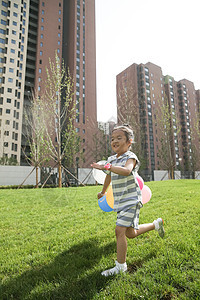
xmin=97 ymin=191 xmax=105 ymax=199
xmin=91 ymin=162 xmax=104 ymax=170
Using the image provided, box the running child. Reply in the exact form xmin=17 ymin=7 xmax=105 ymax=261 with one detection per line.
xmin=91 ymin=124 xmax=164 ymax=276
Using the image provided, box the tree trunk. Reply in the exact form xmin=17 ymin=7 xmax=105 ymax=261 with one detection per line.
xmin=36 ymin=166 xmax=39 ymax=188
xmin=171 ymin=167 xmax=174 ymax=180
xmin=58 ymin=161 xmax=62 ymax=187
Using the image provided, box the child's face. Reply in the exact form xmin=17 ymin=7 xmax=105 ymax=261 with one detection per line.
xmin=111 ymin=130 xmax=131 ymax=156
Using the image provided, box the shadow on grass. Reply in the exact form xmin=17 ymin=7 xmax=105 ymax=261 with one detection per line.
xmin=1 ymin=239 xmax=116 ymax=300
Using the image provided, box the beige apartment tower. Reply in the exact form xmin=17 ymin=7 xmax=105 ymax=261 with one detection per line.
xmin=0 ymin=0 xmax=97 ymax=167
xmin=0 ymin=0 xmax=29 ymax=163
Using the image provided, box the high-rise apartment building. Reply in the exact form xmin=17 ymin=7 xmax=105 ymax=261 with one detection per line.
xmin=0 ymin=0 xmax=97 ymax=167
xmin=117 ymin=62 xmax=200 ymax=178
xmin=0 ymin=0 xmax=29 ymax=163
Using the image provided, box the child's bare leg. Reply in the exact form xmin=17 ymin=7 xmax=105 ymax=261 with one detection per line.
xmin=115 ymin=226 xmax=128 ymax=263
xmin=126 ymin=223 xmax=155 ymax=239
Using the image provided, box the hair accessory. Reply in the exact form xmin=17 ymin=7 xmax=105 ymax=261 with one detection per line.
xmin=104 ymin=163 xmax=112 ymax=170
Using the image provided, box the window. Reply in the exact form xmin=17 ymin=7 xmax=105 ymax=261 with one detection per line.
xmin=0 ymin=38 xmax=5 ymax=44
xmin=13 ymin=12 xmax=18 ymax=17
xmin=40 ymin=51 xmax=42 ymax=56
xmin=11 ymin=39 xmax=16 ymax=44
xmin=12 ymin=30 xmax=17 ymax=35
xmin=42 ymin=10 xmax=44 ymax=15
xmin=12 ymin=143 xmax=18 ymax=151
xmin=40 ymin=34 xmax=43 ymax=39
xmin=9 ymin=68 xmax=14 ymax=73
xmin=40 ymin=42 xmax=43 ymax=47
xmin=7 ymin=88 xmax=12 ymax=93
xmin=7 ymin=98 xmax=11 ymax=103
xmin=6 ymin=109 xmax=10 ymax=114
xmin=10 ymin=58 xmax=15 ymax=62
xmin=41 ymin=18 xmax=44 ymax=22
xmin=8 ymin=78 xmax=13 ymax=83
xmin=0 ymin=28 xmax=6 ymax=34
xmin=2 ymin=1 xmax=8 ymax=7
xmin=39 ymin=68 xmax=42 ymax=73
xmin=13 ymin=21 xmax=17 ymax=26
xmin=1 ymin=19 xmax=6 ymax=25
xmin=41 ymin=26 xmax=44 ymax=30
xmin=1 ymin=10 xmax=7 ymax=16
xmin=14 ymin=3 xmax=18 ymax=8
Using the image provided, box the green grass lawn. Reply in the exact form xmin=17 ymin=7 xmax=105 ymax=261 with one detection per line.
xmin=0 ymin=180 xmax=199 ymax=299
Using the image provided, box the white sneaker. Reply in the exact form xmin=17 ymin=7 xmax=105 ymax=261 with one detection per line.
xmin=101 ymin=260 xmax=127 ymax=276
xmin=153 ymin=218 xmax=165 ymax=238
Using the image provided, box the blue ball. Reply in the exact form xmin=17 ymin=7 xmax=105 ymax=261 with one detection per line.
xmin=98 ymin=195 xmax=113 ymax=212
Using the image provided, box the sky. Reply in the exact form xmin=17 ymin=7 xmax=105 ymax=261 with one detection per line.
xmin=95 ymin=0 xmax=200 ymax=122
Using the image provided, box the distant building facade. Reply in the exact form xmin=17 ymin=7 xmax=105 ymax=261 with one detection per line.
xmin=117 ymin=62 xmax=200 ymax=178
xmin=0 ymin=0 xmax=97 ymax=167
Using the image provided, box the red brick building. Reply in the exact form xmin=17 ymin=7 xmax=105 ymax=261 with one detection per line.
xmin=117 ymin=62 xmax=200 ymax=179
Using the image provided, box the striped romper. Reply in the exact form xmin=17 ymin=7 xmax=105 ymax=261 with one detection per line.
xmin=105 ymin=151 xmax=143 ymax=229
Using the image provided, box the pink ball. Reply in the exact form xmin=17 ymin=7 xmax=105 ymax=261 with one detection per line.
xmin=141 ymin=185 xmax=152 ymax=204
xmin=136 ymin=175 xmax=144 ymax=190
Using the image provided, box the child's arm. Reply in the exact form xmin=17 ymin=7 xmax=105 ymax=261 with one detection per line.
xmin=97 ymin=174 xmax=111 ymax=199
xmin=91 ymin=159 xmax=136 ymax=177
xmin=109 ymin=159 xmax=136 ymax=176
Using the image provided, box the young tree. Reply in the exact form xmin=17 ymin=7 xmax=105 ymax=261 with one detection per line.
xmin=190 ymin=110 xmax=200 ymax=172
xmin=0 ymin=156 xmax=18 ymax=165
xmin=92 ymin=125 xmax=112 ymax=162
xmin=117 ymin=83 xmax=147 ymax=170
xmin=42 ymin=54 xmax=78 ymax=187
xmin=155 ymin=95 xmax=181 ymax=179
xmin=23 ymin=93 xmax=49 ymax=187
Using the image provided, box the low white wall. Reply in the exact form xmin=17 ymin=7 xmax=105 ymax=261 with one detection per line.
xmin=78 ymin=168 xmax=95 ymax=185
xmin=174 ymin=171 xmax=181 ymax=179
xmin=154 ymin=170 xmax=169 ymax=181
xmin=154 ymin=170 xmax=181 ymax=181
xmin=0 ymin=166 xmax=39 ymax=186
xmin=195 ymin=171 xmax=200 ymax=179
xmin=0 ymin=166 xmax=95 ymax=186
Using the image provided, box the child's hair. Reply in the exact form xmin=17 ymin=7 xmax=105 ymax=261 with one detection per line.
xmin=112 ymin=124 xmax=134 ymax=145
